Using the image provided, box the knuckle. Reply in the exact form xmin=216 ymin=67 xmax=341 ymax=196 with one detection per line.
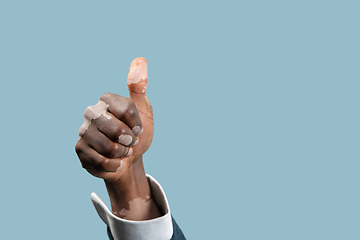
xmin=122 ymin=103 xmax=137 ymax=121
xmin=75 ymin=141 xmax=84 ymax=155
xmin=111 ymin=123 xmax=125 ymax=138
xmin=124 ymin=97 xmax=135 ymax=106
xmin=107 ymin=142 xmax=121 ymax=158
xmin=127 ymin=99 xmax=136 ymax=110
xmin=125 ymin=107 xmax=135 ymax=118
xmin=92 ymin=115 xmax=106 ymax=127
xmin=111 ymin=122 xmax=121 ymax=134
xmin=122 ymin=98 xmax=134 ymax=110
xmin=84 ymin=105 xmax=96 ymax=118
xmin=91 ymin=116 xmax=100 ymax=125
xmin=94 ymin=156 xmax=107 ymax=171
xmin=75 ymin=144 xmax=91 ymax=169
xmin=100 ymin=92 xmax=112 ymax=102
xmin=81 ymin=161 xmax=91 ymax=170
xmin=84 ymin=106 xmax=92 ymax=116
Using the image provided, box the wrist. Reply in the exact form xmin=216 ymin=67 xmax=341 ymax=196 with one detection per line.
xmin=104 ymin=156 xmax=161 ymax=220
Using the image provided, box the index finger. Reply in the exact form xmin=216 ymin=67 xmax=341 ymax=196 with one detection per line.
xmin=99 ymin=93 xmax=143 ymax=135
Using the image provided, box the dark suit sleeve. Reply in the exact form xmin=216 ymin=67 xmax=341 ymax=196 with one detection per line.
xmin=170 ymin=216 xmax=186 ymax=240
xmin=107 ymin=215 xmax=186 ymax=240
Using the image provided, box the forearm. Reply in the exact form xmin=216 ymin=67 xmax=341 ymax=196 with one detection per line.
xmin=105 ymin=155 xmax=162 ymax=221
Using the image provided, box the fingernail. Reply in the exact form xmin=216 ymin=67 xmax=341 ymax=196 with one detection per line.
xmin=116 ymin=160 xmax=123 ymax=172
xmin=115 ymin=147 xmax=124 ymax=158
xmin=118 ymin=134 xmax=133 ymax=146
xmin=137 ymin=128 xmax=143 ymax=136
xmin=132 ymin=126 xmax=143 ymax=136
xmin=132 ymin=137 xmax=139 ymax=146
xmin=125 ymin=148 xmax=133 ymax=157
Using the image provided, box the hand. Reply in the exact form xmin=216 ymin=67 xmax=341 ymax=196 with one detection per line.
xmin=75 ymin=58 xmax=161 ymax=220
xmin=75 ymin=57 xmax=154 ymax=182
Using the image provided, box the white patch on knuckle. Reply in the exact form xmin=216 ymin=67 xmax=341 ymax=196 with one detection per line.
xmin=78 ymin=100 xmax=111 ymax=138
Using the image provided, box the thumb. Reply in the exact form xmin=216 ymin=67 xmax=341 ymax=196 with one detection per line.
xmin=127 ymin=57 xmax=153 ymax=120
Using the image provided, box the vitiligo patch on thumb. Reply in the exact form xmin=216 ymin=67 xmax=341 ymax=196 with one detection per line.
xmin=127 ymin=57 xmax=147 ymax=86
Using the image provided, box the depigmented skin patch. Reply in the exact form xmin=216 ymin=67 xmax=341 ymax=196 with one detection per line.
xmin=127 ymin=57 xmax=148 ymax=95
xmin=115 ymin=197 xmax=155 ymax=220
xmin=127 ymin=58 xmax=147 ymax=84
xmin=78 ymin=101 xmax=111 ymax=138
xmin=118 ymin=134 xmax=133 ymax=146
xmin=132 ymin=125 xmax=143 ymax=136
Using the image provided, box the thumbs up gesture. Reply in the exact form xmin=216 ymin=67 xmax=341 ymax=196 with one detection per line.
xmin=75 ymin=57 xmax=154 ymax=182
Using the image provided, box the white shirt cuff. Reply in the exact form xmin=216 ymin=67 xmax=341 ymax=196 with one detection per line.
xmin=90 ymin=174 xmax=173 ymax=240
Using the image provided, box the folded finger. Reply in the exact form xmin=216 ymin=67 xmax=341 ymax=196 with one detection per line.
xmin=100 ymin=93 xmax=143 ymax=135
xmin=82 ymin=123 xmax=132 ymax=159
xmin=92 ymin=113 xmax=138 ymax=147
xmin=75 ymin=139 xmax=124 ymax=172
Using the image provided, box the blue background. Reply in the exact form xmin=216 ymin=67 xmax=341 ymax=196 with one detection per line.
xmin=1 ymin=1 xmax=359 ymax=239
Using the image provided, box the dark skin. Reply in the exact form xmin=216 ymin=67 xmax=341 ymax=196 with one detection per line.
xmin=75 ymin=57 xmax=161 ymax=220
